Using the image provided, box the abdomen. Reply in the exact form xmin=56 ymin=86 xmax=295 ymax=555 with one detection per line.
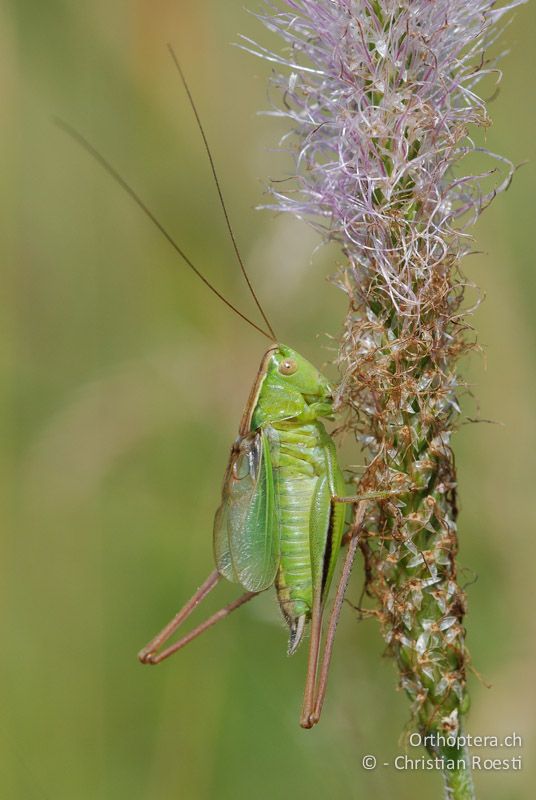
xmin=270 ymin=422 xmax=326 ymax=625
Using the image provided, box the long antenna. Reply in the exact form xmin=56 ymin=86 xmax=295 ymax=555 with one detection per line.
xmin=167 ymin=44 xmax=277 ymax=342
xmin=55 ymin=118 xmax=274 ymax=342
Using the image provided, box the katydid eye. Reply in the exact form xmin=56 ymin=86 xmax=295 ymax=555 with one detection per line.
xmin=279 ymin=358 xmax=297 ymax=376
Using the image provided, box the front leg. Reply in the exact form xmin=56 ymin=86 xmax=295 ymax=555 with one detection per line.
xmin=333 ymin=489 xmax=402 ymax=504
xmin=335 ymin=491 xmax=403 ymax=547
xmin=298 ymin=401 xmax=334 ymax=422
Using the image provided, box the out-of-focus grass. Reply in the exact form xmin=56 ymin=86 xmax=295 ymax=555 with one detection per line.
xmin=1 ymin=2 xmax=534 ymax=799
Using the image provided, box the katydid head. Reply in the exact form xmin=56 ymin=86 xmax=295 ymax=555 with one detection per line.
xmin=248 ymin=344 xmax=334 ymax=430
xmin=242 ymin=343 xmax=334 ymax=433
xmin=270 ymin=344 xmax=333 ymax=405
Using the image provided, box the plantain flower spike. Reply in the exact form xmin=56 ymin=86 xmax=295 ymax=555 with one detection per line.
xmin=248 ymin=1 xmax=525 ymax=798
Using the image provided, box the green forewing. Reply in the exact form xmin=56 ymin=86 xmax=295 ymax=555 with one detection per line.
xmin=309 ymin=436 xmax=347 ymax=603
xmin=309 ymin=475 xmax=332 ymax=594
xmin=213 ymin=430 xmax=280 ymax=592
xmin=322 ymin=438 xmax=348 ymax=600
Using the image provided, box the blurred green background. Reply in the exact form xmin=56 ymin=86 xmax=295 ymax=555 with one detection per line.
xmin=1 ymin=1 xmax=535 ymax=798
